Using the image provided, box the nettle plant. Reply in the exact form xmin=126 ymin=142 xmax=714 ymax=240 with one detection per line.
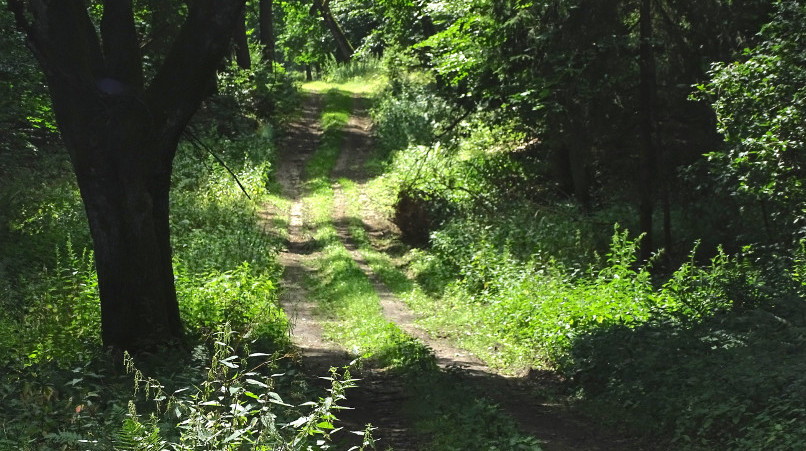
xmin=118 ymin=328 xmax=374 ymax=450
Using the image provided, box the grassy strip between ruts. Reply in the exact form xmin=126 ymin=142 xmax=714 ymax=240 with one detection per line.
xmin=299 ymin=84 xmax=432 ymax=369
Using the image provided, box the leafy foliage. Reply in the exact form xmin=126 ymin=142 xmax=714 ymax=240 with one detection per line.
xmin=570 ymin=297 xmax=806 ymax=449
xmin=5 ymin=0 xmax=806 ymax=448
xmin=0 ymin=9 xmax=57 ymax=152
xmin=0 ymin=96 xmax=297 ymax=448
xmin=121 ymin=328 xmax=370 ymax=450
xmin=367 ymin=15 xmax=806 ymax=444
xmin=698 ymin=0 xmax=806 ymax=243
xmin=213 ymin=42 xmax=299 ymax=130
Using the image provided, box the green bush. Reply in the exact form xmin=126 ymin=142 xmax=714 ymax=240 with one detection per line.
xmin=371 ymin=74 xmax=452 ymax=154
xmin=177 ymin=262 xmax=285 ymax=341
xmin=568 ymin=297 xmax=806 ymax=449
xmin=214 ymin=42 xmax=299 ymax=127
xmin=413 ymin=209 xmax=806 ymax=448
xmin=697 ymin=1 xmax=806 ymax=244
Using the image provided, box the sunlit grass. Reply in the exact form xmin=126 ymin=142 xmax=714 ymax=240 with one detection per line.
xmin=332 ymin=108 xmax=544 ymax=450
xmin=297 ymin=87 xmax=431 ymax=367
xmin=301 ymin=76 xmax=387 ymax=97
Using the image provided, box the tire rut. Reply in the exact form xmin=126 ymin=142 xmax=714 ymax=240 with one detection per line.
xmin=274 ymin=94 xmax=348 ymax=374
xmin=328 ymin=96 xmax=652 ymax=451
xmin=270 ymin=93 xmax=420 ymax=450
xmin=269 ymin=91 xmax=648 ymax=451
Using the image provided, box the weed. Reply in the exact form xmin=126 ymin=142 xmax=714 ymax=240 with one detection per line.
xmin=121 ymin=326 xmax=373 ymax=450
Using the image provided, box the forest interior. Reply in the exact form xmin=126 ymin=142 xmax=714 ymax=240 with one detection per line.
xmin=1 ymin=0 xmax=806 ymax=450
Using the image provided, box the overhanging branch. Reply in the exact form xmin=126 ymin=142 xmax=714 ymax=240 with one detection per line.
xmin=183 ymin=127 xmax=253 ymax=200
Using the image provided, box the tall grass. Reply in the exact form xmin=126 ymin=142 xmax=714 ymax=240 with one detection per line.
xmin=323 ymin=55 xmax=384 ymax=84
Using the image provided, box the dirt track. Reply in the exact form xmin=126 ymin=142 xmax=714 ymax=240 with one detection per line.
xmin=268 ymin=92 xmax=651 ymax=451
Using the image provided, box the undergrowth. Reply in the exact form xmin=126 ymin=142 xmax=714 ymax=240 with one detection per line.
xmin=118 ymin=327 xmax=371 ymax=450
xmin=339 ymin=180 xmax=542 ymax=450
xmin=366 ymin=71 xmax=806 ymax=449
xmin=0 ymin=85 xmax=342 ymax=447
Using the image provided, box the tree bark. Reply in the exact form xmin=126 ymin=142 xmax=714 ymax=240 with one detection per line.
xmin=561 ymin=101 xmax=591 ymax=210
xmin=259 ymin=0 xmax=274 ymax=64
xmin=72 ymin=111 xmax=182 ymax=349
xmin=638 ymin=0 xmax=657 ymax=261
xmin=310 ymin=0 xmax=354 ymax=62
xmin=567 ymin=115 xmax=591 ymax=210
xmin=8 ymin=0 xmax=246 ymax=351
xmin=233 ymin=10 xmax=251 ymax=69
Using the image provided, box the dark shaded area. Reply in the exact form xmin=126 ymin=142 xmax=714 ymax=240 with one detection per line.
xmin=566 ymin=298 xmax=806 ymax=448
xmin=393 ymin=188 xmax=443 ymax=248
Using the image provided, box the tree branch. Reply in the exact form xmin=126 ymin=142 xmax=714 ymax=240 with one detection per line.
xmin=183 ymin=127 xmax=252 ymax=200
xmin=8 ymin=0 xmax=104 ymax=83
xmin=101 ymin=0 xmax=144 ymax=90
xmin=145 ymin=0 xmax=245 ymax=141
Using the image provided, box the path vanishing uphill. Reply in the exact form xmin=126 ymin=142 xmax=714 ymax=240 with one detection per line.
xmin=267 ymin=92 xmax=650 ymax=451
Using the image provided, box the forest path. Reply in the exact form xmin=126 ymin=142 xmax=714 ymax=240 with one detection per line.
xmin=273 ymin=94 xmax=345 ymax=372
xmin=269 ymin=91 xmax=643 ymax=450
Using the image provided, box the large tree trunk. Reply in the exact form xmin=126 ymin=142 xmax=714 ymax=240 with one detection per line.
xmin=44 ymin=78 xmax=185 ymax=351
xmin=73 ymin=121 xmax=182 ymax=348
xmin=8 ymin=0 xmax=246 ymax=351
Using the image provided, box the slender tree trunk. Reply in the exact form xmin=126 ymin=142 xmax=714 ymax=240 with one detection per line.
xmin=639 ymin=0 xmax=657 ymax=261
xmin=568 ymin=138 xmax=590 ymax=210
xmin=259 ymin=0 xmax=274 ymax=64
xmin=551 ymin=144 xmax=575 ymax=197
xmin=662 ymin=166 xmax=672 ymax=255
xmin=234 ymin=11 xmax=251 ymax=69
xmin=310 ymin=0 xmax=354 ymax=62
xmin=564 ymin=104 xmax=591 ymax=210
xmin=421 ymin=13 xmax=436 ymax=38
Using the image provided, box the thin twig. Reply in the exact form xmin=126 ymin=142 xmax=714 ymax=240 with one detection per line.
xmin=433 ymin=108 xmax=473 ymax=142
xmin=183 ymin=127 xmax=252 ymax=200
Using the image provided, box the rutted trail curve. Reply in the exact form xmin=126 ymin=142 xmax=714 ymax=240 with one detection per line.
xmin=268 ymin=91 xmax=648 ymax=451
